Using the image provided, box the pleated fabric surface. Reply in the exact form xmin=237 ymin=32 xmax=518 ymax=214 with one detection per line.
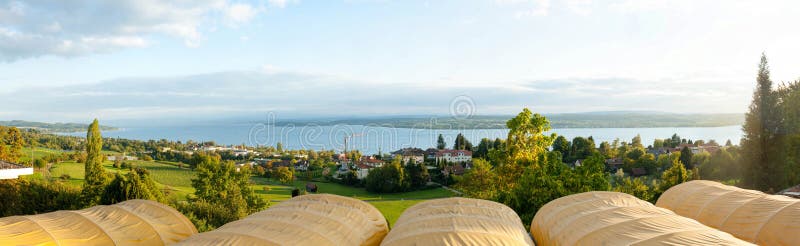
xmin=532 ymin=191 xmax=753 ymax=246
xmin=175 ymin=194 xmax=389 ymax=246
xmin=0 ymin=199 xmax=198 ymax=246
xmin=657 ymin=180 xmax=800 ymax=245
xmin=381 ymin=197 xmax=534 ymax=246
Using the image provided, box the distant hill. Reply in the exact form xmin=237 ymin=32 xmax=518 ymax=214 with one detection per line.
xmin=273 ymin=112 xmax=744 ymax=129
xmin=0 ymin=120 xmax=118 ymax=132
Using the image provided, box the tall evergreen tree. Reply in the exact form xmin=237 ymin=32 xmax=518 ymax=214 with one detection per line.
xmin=453 ymin=133 xmax=472 ymax=151
xmin=82 ymin=119 xmax=108 ymax=205
xmin=741 ymin=53 xmax=782 ymax=192
xmin=680 ymin=146 xmax=694 ymax=170
xmin=436 ymin=134 xmax=446 ymax=150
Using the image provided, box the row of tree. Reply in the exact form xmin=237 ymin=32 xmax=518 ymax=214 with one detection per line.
xmin=365 ymin=158 xmax=430 ymax=193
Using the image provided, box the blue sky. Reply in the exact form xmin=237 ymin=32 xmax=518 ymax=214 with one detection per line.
xmin=1 ymin=0 xmax=799 ymax=122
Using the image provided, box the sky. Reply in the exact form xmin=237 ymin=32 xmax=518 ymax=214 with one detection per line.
xmin=1 ymin=0 xmax=800 ymax=123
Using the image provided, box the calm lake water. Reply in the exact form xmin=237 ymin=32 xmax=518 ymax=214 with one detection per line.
xmin=66 ymin=123 xmax=744 ymax=154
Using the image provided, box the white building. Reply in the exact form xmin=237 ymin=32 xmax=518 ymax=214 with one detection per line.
xmin=435 ymin=149 xmax=472 ymax=163
xmin=0 ymin=161 xmax=33 ymax=179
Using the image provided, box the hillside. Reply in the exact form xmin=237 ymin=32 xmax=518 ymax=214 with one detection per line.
xmin=272 ymin=112 xmax=745 ymax=129
xmin=0 ymin=120 xmax=117 ymax=132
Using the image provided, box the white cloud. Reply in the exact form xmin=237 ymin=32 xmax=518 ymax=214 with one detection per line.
xmin=225 ymin=3 xmax=259 ymax=25
xmin=268 ymin=0 xmax=289 ymax=8
xmin=0 ymin=0 xmax=268 ymax=61
xmin=501 ymin=0 xmax=550 ymax=19
xmin=565 ymin=0 xmax=592 ymax=16
xmin=0 ymin=71 xmax=751 ymax=122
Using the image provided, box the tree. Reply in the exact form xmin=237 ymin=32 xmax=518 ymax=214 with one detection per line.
xmin=365 ymin=158 xmax=408 ymax=193
xmin=777 ymin=80 xmax=800 ymax=187
xmin=189 ymin=152 xmax=219 ymax=170
xmin=551 ymin=136 xmax=571 ymax=160
xmin=653 ymin=139 xmax=665 ymax=148
xmin=700 ymin=149 xmax=738 ymax=181
xmin=453 ymin=133 xmax=472 ymax=151
xmin=568 ymin=136 xmax=596 ymax=163
xmin=507 ymin=152 xmax=609 ymax=223
xmin=437 ymin=134 xmax=446 ymax=150
xmin=669 ymin=134 xmax=682 ymax=148
xmin=192 ymin=158 xmax=267 ymax=220
xmin=274 ymin=166 xmax=294 ymax=184
xmin=455 ymin=158 xmax=497 ymax=200
xmin=741 ymin=53 xmax=782 ymax=192
xmin=473 ymin=138 xmax=493 ymax=159
xmin=4 ymin=127 xmax=23 ymax=163
xmin=679 ymin=146 xmax=694 ymax=169
xmin=0 ymin=144 xmax=7 ymax=163
xmin=33 ymin=158 xmax=47 ymax=169
xmin=657 ymin=157 xmax=689 ymax=200
xmin=504 ymin=108 xmax=555 ymax=166
xmin=631 ymin=134 xmax=643 ymax=149
xmin=276 ymin=142 xmax=283 ymax=153
xmin=101 ymin=167 xmax=164 ymax=204
xmin=614 ymin=176 xmax=655 ymax=203
xmin=82 ymin=119 xmax=108 ymax=206
xmin=404 ymin=159 xmax=429 ymax=189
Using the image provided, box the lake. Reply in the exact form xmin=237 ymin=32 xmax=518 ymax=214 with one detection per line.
xmin=66 ymin=123 xmax=744 ymax=154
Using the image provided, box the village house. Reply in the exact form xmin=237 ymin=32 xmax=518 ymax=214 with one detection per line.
xmin=425 ymin=148 xmax=440 ymax=160
xmin=435 ymin=149 xmax=472 ymax=163
xmin=604 ymin=158 xmax=624 ymax=171
xmin=391 ymin=148 xmax=425 ymax=164
xmin=442 ymin=162 xmax=467 ymax=176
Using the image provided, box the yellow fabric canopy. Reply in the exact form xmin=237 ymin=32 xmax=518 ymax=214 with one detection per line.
xmin=532 ymin=191 xmax=753 ymax=246
xmin=656 ymin=180 xmax=800 ymax=245
xmin=176 ymin=194 xmax=389 ymax=246
xmin=381 ymin=197 xmax=534 ymax=246
xmin=0 ymin=199 xmax=198 ymax=246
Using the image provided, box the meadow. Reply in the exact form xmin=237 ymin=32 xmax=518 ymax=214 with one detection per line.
xmin=44 ymin=157 xmax=455 ymax=226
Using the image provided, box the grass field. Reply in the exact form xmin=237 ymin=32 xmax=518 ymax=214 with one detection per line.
xmin=369 ymin=200 xmax=426 ymax=226
xmin=19 ymin=147 xmax=67 ymax=162
xmin=46 ymin=157 xmax=456 ymax=226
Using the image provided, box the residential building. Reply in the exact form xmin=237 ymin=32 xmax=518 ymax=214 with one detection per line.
xmin=435 ymin=149 xmax=472 ymax=163
xmin=392 ymin=148 xmax=425 ymax=164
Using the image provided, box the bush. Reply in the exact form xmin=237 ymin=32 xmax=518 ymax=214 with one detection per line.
xmin=171 ymin=199 xmax=240 ymax=232
xmin=33 ymin=159 xmax=47 ymax=169
xmin=0 ymin=179 xmax=81 ymax=217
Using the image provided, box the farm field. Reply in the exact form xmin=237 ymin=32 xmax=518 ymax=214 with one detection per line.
xmin=46 ymin=158 xmax=455 ymax=226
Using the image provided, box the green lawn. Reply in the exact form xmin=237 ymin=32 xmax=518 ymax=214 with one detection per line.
xmin=251 ymin=177 xmax=454 ymax=201
xmin=369 ymin=200 xmax=426 ymax=227
xmin=20 ymin=147 xmax=67 ymax=162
